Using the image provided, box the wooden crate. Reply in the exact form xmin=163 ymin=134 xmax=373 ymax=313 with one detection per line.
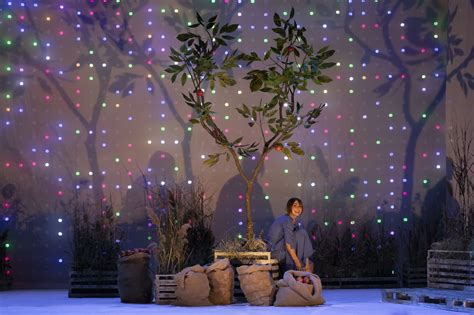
xmin=403 ymin=265 xmax=427 ymax=288
xmin=321 ymin=276 xmax=399 ymax=289
xmin=427 ymin=250 xmax=474 ymax=291
xmin=382 ymin=287 xmax=474 ymax=312
xmin=68 ymin=270 xmax=118 ymax=298
xmin=214 ymin=251 xmax=278 ymax=302
xmin=214 ymin=251 xmax=271 ymax=262
xmin=154 ymin=274 xmax=176 ymax=305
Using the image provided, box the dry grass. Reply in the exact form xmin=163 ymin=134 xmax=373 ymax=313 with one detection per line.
xmin=67 ymin=196 xmax=120 ymax=271
xmin=146 ymin=180 xmax=214 ymax=274
xmin=215 ymin=235 xmax=268 ymax=259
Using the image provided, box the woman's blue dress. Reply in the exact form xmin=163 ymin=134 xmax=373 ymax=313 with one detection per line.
xmin=267 ymin=215 xmax=314 ymax=272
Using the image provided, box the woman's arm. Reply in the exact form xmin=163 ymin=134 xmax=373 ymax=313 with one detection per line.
xmin=285 ymin=243 xmax=302 ymax=270
xmin=283 ymin=219 xmax=302 ymax=270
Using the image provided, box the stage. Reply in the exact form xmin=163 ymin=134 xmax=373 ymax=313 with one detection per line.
xmin=0 ymin=289 xmax=463 ymax=315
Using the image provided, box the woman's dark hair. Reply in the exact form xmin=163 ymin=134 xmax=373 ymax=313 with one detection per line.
xmin=286 ymin=197 xmax=303 ymax=215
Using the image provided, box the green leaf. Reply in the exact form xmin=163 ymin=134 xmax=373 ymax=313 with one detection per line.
xmin=217 ymin=72 xmax=236 ymax=87
xmin=164 ymin=65 xmax=183 ymax=73
xmin=213 ymin=24 xmax=220 ymax=37
xmin=177 ymin=33 xmax=194 ymax=42
xmin=206 ymin=22 xmax=215 ymax=30
xmin=273 ymin=13 xmax=281 ymax=27
xmin=215 ymin=38 xmax=227 ymax=46
xmin=238 ymin=148 xmax=253 ymax=158
xmin=236 ymin=108 xmax=249 ymax=118
xmin=221 ymin=24 xmax=239 ymax=33
xmin=196 ymin=12 xmax=204 ymax=24
xmin=276 ymin=38 xmax=285 ymax=51
xmin=317 ymin=75 xmax=333 ymax=83
xmin=321 ymin=49 xmax=335 ymax=59
xmin=271 ymin=47 xmax=281 ymax=55
xmin=290 ymin=7 xmax=295 ymax=19
xmin=203 ymin=154 xmax=219 ymax=167
xmin=243 ymin=104 xmax=250 ymax=115
xmin=272 ymin=28 xmax=286 ymax=37
xmin=317 ymin=45 xmax=329 ymax=54
xmin=232 ymin=137 xmax=243 ymax=145
xmin=251 ymin=108 xmax=257 ymax=121
xmin=263 ymin=50 xmax=271 ymax=60
xmin=250 ymin=78 xmax=263 ymax=91
xmin=319 ymin=62 xmax=336 ymax=69
xmin=290 ymin=146 xmax=304 ymax=155
xmin=182 ymin=93 xmax=191 ymax=101
xmin=189 ymin=118 xmax=200 ymax=124
xmin=171 ymin=73 xmax=178 ymax=83
xmin=280 ymin=132 xmax=293 ymax=141
xmin=180 ymin=73 xmax=187 ymax=86
xmin=169 ymin=55 xmax=182 ymax=62
xmin=282 ymin=147 xmax=292 ymax=159
xmin=170 ymin=46 xmax=181 ymax=55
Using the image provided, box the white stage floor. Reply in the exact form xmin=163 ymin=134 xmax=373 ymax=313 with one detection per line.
xmin=0 ymin=289 xmax=463 ymax=315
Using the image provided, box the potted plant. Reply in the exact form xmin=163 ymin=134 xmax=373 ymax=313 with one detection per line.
xmin=310 ymin=215 xmax=398 ymax=289
xmin=146 ymin=180 xmax=215 ymax=304
xmin=67 ymin=195 xmax=120 ymax=298
xmin=427 ymin=121 xmax=474 ymax=291
xmin=165 ymin=8 xmax=335 ymax=242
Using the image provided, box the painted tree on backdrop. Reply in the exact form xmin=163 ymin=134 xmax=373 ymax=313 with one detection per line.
xmin=166 ymin=8 xmax=336 ymax=240
xmin=0 ymin=1 xmax=133 ymax=205
xmin=345 ymin=0 xmax=474 ymax=223
xmin=104 ymin=0 xmax=247 ymax=182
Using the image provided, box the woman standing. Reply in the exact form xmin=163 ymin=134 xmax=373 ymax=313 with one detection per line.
xmin=267 ymin=197 xmax=314 ymax=273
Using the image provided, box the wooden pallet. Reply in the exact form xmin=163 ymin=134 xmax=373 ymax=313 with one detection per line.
xmin=68 ymin=270 xmax=118 ymax=298
xmin=154 ymin=274 xmax=176 ymax=305
xmin=403 ymin=266 xmax=427 ymax=288
xmin=321 ymin=276 xmax=399 ymax=289
xmin=382 ymin=288 xmax=474 ymax=312
xmin=427 ymin=250 xmax=474 ymax=291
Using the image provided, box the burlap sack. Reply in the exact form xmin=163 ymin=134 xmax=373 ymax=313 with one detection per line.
xmin=117 ymin=252 xmax=152 ymax=303
xmin=206 ymin=258 xmax=234 ymax=305
xmin=273 ymin=270 xmax=325 ymax=306
xmin=236 ymin=264 xmax=276 ymax=306
xmin=174 ymin=265 xmax=211 ymax=306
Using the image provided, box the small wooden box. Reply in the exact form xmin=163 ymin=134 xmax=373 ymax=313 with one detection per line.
xmin=427 ymin=250 xmax=474 ymax=291
xmin=155 ymin=274 xmax=176 ymax=304
xmin=68 ymin=270 xmax=118 ymax=298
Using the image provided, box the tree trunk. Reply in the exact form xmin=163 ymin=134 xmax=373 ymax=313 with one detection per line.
xmin=85 ymin=132 xmax=104 ymax=205
xmin=245 ymin=181 xmax=254 ymax=240
xmin=400 ymin=125 xmax=422 ymax=218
